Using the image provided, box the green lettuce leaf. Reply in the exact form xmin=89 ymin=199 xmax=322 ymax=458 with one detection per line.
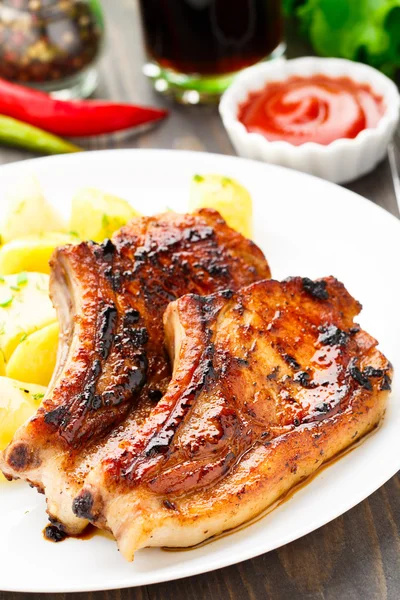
xmin=288 ymin=0 xmax=400 ymax=77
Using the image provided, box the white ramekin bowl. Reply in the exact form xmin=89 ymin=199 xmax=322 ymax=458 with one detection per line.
xmin=220 ymin=57 xmax=400 ymax=184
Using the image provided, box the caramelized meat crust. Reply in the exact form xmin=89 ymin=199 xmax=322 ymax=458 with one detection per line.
xmin=42 ymin=209 xmax=270 ymax=450
xmin=0 ymin=209 xmax=270 ymax=532
xmin=74 ymin=277 xmax=391 ymax=559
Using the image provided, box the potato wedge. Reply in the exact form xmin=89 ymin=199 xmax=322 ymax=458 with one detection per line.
xmin=0 ymin=377 xmax=46 ymax=480
xmin=6 ymin=322 xmax=58 ymax=386
xmin=0 ymin=232 xmax=79 ymax=275
xmin=189 ymin=174 xmax=253 ymax=239
xmin=0 ymin=174 xmax=66 ymax=244
xmin=0 ymin=272 xmax=56 ymax=361
xmin=0 ymin=350 xmax=5 ymax=377
xmin=70 ymin=187 xmax=140 ymax=242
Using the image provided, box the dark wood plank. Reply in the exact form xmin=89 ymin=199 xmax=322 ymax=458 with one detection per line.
xmin=0 ymin=1 xmax=398 ymax=599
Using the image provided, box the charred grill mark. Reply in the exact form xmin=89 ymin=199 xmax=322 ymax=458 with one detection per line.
xmin=141 ymin=280 xmax=176 ymax=304
xmin=72 ymin=490 xmax=95 ymax=520
xmin=94 ymin=239 xmax=115 ymax=261
xmin=349 ymin=362 xmax=392 ymax=392
xmin=124 ymin=308 xmax=140 ymax=326
xmin=83 ymin=359 xmax=102 ymax=409
xmin=293 ymin=371 xmax=315 ymax=388
xmin=266 ymin=367 xmax=280 ymax=381
xmin=97 ymin=305 xmax=118 ymax=360
xmin=283 ymin=353 xmax=301 ymax=371
xmin=163 ymin=499 xmax=177 ymax=510
xmin=302 ymin=278 xmax=329 ymax=300
xmin=318 ymin=325 xmax=349 ymax=347
xmin=133 ymin=246 xmax=146 ymax=262
xmin=44 ymin=525 xmax=67 ymax=543
xmin=236 ymin=357 xmax=249 ymax=367
xmin=111 ymin=270 xmax=122 ymax=292
xmin=91 ymin=396 xmax=102 ymax=410
xmin=127 ymin=327 xmax=149 ymax=346
xmin=315 ymin=403 xmax=330 ymax=413
xmin=44 ymin=405 xmax=68 ymax=427
xmin=204 ymin=258 xmax=229 ymax=278
xmin=363 ymin=367 xmax=384 ymax=378
xmin=148 ymin=389 xmax=163 ymax=403
xmin=380 ymin=373 xmax=392 ymax=391
xmin=349 ymin=361 xmax=373 ymax=391
xmin=183 ymin=226 xmax=214 ymax=242
xmin=7 ymin=442 xmax=37 ymax=471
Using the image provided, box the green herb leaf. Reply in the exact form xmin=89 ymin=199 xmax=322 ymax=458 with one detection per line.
xmin=32 ymin=393 xmax=44 ymax=401
xmin=68 ymin=230 xmax=80 ymax=238
xmin=193 ymin=174 xmax=204 ymax=183
xmin=17 ymin=272 xmax=28 ymax=286
xmin=19 ymin=333 xmax=27 ymax=343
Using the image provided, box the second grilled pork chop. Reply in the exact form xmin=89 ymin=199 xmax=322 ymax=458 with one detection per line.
xmin=73 ymin=277 xmax=392 ymax=560
xmin=0 ymin=209 xmax=270 ymax=534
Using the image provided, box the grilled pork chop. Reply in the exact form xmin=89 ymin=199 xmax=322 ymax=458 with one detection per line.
xmin=0 ymin=209 xmax=270 ymax=534
xmin=73 ymin=277 xmax=392 ymax=560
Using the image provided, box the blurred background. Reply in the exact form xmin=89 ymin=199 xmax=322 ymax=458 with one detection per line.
xmin=0 ymin=0 xmax=398 ymax=213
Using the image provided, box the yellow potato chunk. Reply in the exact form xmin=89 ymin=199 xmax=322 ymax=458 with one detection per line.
xmin=6 ymin=322 xmax=58 ymax=386
xmin=0 ymin=350 xmax=5 ymax=376
xmin=0 ymin=173 xmax=66 ymax=244
xmin=189 ymin=174 xmax=253 ymax=239
xmin=0 ymin=272 xmax=56 ymax=361
xmin=0 ymin=232 xmax=79 ymax=275
xmin=70 ymin=187 xmax=140 ymax=242
xmin=0 ymin=377 xmax=46 ymax=481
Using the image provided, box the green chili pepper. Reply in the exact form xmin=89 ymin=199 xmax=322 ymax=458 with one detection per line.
xmin=0 ymin=115 xmax=81 ymax=155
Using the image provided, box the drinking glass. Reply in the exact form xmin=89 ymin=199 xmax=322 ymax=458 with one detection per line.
xmin=138 ymin=0 xmax=284 ymax=104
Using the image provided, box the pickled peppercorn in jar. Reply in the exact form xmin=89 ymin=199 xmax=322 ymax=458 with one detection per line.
xmin=0 ymin=0 xmax=104 ymax=98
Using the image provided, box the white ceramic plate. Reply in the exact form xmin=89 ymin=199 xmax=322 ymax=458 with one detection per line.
xmin=0 ymin=150 xmax=399 ymax=594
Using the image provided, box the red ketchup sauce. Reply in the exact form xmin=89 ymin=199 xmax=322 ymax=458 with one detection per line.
xmin=238 ymin=75 xmax=385 ymax=146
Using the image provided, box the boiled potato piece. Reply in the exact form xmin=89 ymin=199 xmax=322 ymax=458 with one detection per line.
xmin=6 ymin=322 xmax=58 ymax=386
xmin=0 ymin=174 xmax=66 ymax=244
xmin=70 ymin=187 xmax=140 ymax=242
xmin=0 ymin=377 xmax=46 ymax=480
xmin=189 ymin=174 xmax=253 ymax=239
xmin=0 ymin=272 xmax=56 ymax=361
xmin=0 ymin=232 xmax=79 ymax=275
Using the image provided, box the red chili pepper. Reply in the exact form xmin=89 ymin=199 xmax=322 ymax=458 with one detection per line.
xmin=0 ymin=78 xmax=168 ymax=138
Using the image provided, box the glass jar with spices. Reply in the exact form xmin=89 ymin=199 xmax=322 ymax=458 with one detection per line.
xmin=0 ymin=0 xmax=104 ymax=98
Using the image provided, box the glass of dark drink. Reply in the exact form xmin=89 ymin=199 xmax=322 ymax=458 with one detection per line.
xmin=138 ymin=0 xmax=284 ymax=104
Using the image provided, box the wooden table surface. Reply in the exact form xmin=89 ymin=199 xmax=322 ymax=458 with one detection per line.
xmin=1 ymin=1 xmax=399 ymax=599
